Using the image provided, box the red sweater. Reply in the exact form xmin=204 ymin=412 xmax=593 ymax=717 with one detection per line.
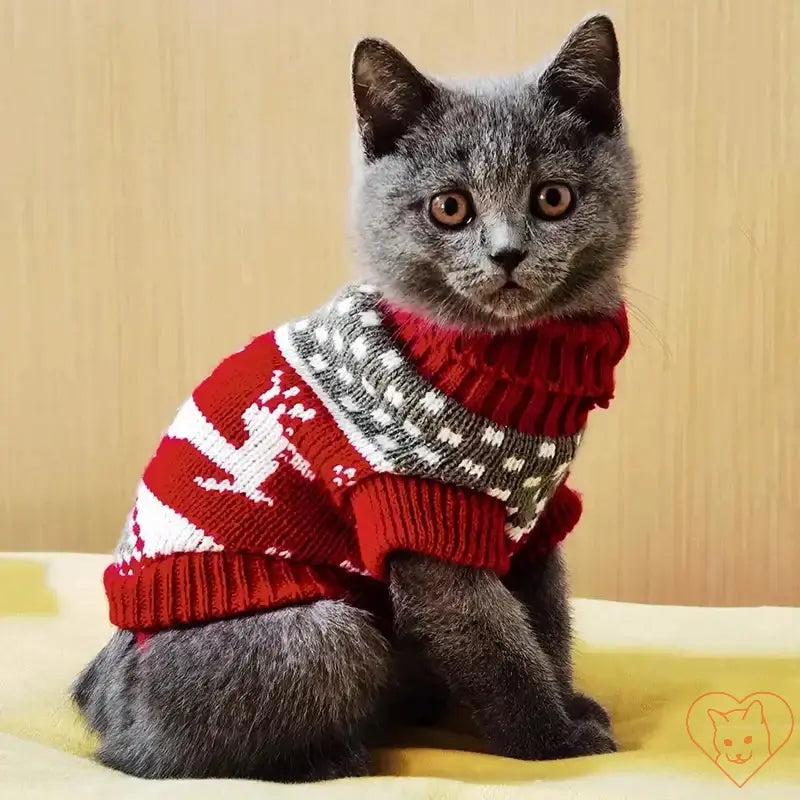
xmin=105 ymin=285 xmax=628 ymax=631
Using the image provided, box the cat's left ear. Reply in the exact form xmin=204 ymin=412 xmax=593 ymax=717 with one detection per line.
xmin=352 ymin=39 xmax=437 ymax=160
xmin=539 ymin=14 xmax=621 ymax=136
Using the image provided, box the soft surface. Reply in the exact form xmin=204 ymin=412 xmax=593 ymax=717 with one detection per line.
xmin=1 ymin=553 xmax=798 ymax=799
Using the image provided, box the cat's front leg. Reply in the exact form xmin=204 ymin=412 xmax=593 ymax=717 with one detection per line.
xmin=388 ymin=553 xmax=615 ymax=760
xmin=504 ymin=545 xmax=612 ymax=730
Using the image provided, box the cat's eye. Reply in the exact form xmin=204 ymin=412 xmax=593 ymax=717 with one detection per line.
xmin=744 ymin=736 xmax=753 ymax=744
xmin=531 ymin=182 xmax=575 ymax=220
xmin=724 ymin=738 xmax=733 ymax=746
xmin=429 ymin=191 xmax=474 ymax=229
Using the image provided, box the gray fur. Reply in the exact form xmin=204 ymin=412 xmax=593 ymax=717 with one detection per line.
xmin=505 ymin=546 xmax=611 ymax=728
xmin=73 ymin=14 xmax=632 ymax=780
xmin=351 ymin=15 xmax=637 ymax=331
xmin=388 ymin=552 xmax=615 ymax=760
xmin=72 ymin=603 xmax=390 ymax=780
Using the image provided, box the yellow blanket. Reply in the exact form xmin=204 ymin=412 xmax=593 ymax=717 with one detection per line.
xmin=1 ymin=553 xmax=798 ymax=798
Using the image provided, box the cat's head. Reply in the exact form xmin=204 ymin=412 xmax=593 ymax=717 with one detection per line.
xmin=708 ymin=701 xmax=771 ymax=765
xmin=349 ymin=15 xmax=637 ymax=332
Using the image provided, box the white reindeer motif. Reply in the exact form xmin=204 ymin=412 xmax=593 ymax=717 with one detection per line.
xmin=167 ymin=370 xmax=317 ymax=505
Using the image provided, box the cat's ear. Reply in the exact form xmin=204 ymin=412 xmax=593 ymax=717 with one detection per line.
xmin=743 ymin=700 xmax=766 ymax=724
xmin=539 ymin=14 xmax=621 ymax=136
xmin=352 ymin=38 xmax=436 ymax=160
xmin=707 ymin=709 xmax=728 ymax=727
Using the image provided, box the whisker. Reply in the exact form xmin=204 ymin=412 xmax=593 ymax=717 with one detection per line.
xmin=623 ymin=282 xmax=660 ymax=302
xmin=623 ymin=298 xmax=671 ymax=361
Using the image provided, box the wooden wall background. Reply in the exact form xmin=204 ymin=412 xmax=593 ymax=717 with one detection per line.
xmin=2 ymin=0 xmax=798 ymax=606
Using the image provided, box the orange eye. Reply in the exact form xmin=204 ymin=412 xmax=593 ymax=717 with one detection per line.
xmin=532 ymin=182 xmax=575 ymax=220
xmin=723 ymin=738 xmax=733 ymax=747
xmin=744 ymin=736 xmax=752 ymax=744
xmin=430 ymin=191 xmax=474 ymax=228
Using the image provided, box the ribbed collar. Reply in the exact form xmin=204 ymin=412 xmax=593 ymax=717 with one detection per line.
xmin=381 ymin=304 xmax=629 ymax=437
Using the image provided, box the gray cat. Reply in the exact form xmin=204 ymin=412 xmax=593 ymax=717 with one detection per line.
xmin=72 ymin=14 xmax=636 ymax=781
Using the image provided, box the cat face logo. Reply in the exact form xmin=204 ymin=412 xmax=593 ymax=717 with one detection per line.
xmin=686 ymin=692 xmax=794 ymax=787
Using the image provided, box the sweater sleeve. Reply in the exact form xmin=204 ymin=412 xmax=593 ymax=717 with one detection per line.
xmin=348 ymin=474 xmax=511 ymax=580
xmin=511 ymin=482 xmax=583 ymax=563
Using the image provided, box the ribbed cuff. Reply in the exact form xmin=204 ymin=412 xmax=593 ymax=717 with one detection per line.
xmin=349 ymin=474 xmax=510 ymax=579
xmin=515 ymin=482 xmax=583 ymax=562
xmin=104 ymin=552 xmax=383 ymax=631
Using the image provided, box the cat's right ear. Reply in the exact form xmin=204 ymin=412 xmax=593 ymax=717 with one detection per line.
xmin=743 ymin=700 xmax=766 ymax=724
xmin=352 ymin=39 xmax=436 ymax=160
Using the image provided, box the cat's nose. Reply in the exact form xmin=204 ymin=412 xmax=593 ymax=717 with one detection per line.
xmin=489 ymin=248 xmax=528 ymax=274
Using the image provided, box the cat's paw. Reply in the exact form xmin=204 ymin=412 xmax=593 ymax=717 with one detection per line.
xmin=566 ymin=691 xmax=612 ymax=729
xmin=552 ymin=720 xmax=617 ymax=759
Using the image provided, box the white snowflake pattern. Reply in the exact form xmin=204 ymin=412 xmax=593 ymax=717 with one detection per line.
xmin=482 ymin=427 xmax=505 ymax=447
xmin=505 ymin=518 xmax=538 ymax=542
xmin=339 ymin=559 xmax=372 ymax=576
xmin=437 ymin=427 xmax=463 ymax=447
xmin=332 ymin=464 xmax=357 ymax=487
xmin=538 ymin=442 xmax=556 ymax=458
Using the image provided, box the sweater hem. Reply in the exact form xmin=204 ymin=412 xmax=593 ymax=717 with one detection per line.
xmin=104 ymin=551 xmax=386 ymax=632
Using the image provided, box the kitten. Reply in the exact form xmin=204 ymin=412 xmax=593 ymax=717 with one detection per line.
xmin=72 ymin=15 xmax=637 ymax=781
xmin=708 ymin=701 xmax=773 ymax=784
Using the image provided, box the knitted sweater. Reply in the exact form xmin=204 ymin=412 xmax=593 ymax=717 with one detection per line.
xmin=105 ymin=284 xmax=629 ymax=631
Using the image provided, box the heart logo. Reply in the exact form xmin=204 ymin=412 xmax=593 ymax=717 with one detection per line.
xmin=686 ymin=692 xmax=794 ymax=787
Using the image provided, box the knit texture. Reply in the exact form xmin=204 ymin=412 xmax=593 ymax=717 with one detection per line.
xmin=104 ymin=284 xmax=628 ymax=631
xmin=384 ymin=303 xmax=628 ymax=437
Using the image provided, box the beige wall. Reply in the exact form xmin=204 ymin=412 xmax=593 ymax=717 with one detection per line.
xmin=2 ymin=0 xmax=799 ymax=606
